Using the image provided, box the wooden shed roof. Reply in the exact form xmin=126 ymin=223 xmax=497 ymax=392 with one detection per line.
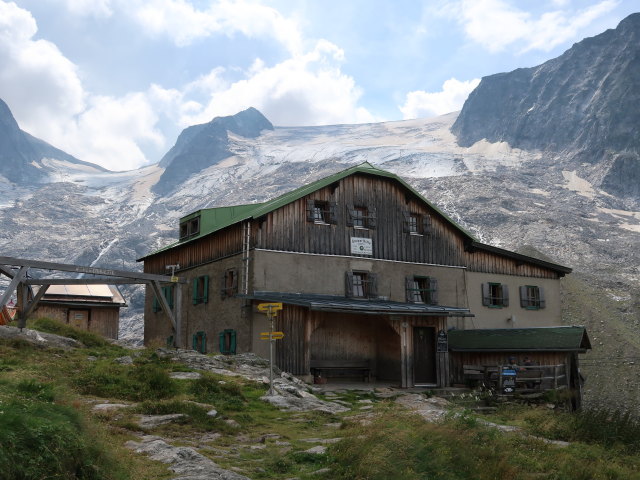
xmin=448 ymin=326 xmax=591 ymax=352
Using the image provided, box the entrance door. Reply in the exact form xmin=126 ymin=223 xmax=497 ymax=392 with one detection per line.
xmin=413 ymin=327 xmax=436 ymax=385
xmin=68 ymin=309 xmax=89 ymax=331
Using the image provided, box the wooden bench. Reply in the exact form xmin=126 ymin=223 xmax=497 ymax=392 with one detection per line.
xmin=310 ymin=360 xmax=371 ymax=382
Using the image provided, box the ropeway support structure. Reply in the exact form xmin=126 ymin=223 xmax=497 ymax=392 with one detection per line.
xmin=0 ymin=256 xmax=185 ymax=346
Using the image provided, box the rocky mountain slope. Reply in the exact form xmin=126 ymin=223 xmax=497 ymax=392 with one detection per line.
xmin=452 ymin=13 xmax=640 ymax=201
xmin=1 ymin=15 xmax=639 ymax=411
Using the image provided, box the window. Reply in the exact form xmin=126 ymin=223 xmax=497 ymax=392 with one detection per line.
xmin=306 ymin=199 xmax=337 ymax=224
xmin=192 ymin=275 xmax=209 ymax=305
xmin=179 ymin=216 xmax=201 ymax=240
xmin=520 ymin=286 xmax=545 ymax=309
xmin=153 ymin=285 xmax=174 ymax=312
xmin=192 ymin=331 xmax=207 ymax=353
xmin=482 ymin=282 xmax=509 ymax=308
xmin=220 ymin=268 xmax=238 ymax=299
xmin=345 ymin=271 xmax=377 ymax=298
xmin=219 ymin=329 xmax=237 ymax=354
xmin=347 ymin=204 xmax=377 ymax=229
xmin=406 ymin=276 xmax=438 ymax=304
xmin=403 ymin=212 xmax=431 ymax=235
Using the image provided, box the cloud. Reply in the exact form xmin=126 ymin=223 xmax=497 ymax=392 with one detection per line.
xmin=132 ymin=0 xmax=304 ymax=53
xmin=62 ymin=0 xmax=114 ymax=18
xmin=166 ymin=39 xmax=376 ymax=128
xmin=457 ymin=0 xmax=618 ymax=53
xmin=0 ymin=1 xmax=164 ymax=171
xmin=399 ymin=78 xmax=480 ymax=119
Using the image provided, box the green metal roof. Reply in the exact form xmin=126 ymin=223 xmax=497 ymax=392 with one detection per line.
xmin=448 ymin=326 xmax=591 ymax=352
xmin=138 ymin=162 xmax=476 ymax=260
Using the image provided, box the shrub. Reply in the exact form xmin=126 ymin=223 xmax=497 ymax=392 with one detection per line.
xmin=189 ymin=373 xmax=247 ymax=412
xmin=29 ymin=317 xmax=118 ymax=349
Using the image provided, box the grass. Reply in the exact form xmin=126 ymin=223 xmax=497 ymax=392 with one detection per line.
xmin=5 ymin=317 xmax=640 ymax=479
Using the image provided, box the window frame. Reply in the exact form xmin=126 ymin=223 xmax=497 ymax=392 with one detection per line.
xmin=306 ymin=199 xmax=337 ymax=225
xmin=403 ymin=211 xmax=432 ymax=236
xmin=179 ymin=216 xmax=201 ymax=240
xmin=482 ymin=282 xmax=509 ymax=308
xmin=345 ymin=270 xmax=378 ymax=299
xmin=406 ymin=276 xmax=438 ymax=305
xmin=192 ymin=275 xmax=209 ymax=305
xmin=346 ymin=204 xmax=377 ymax=229
xmin=220 ymin=268 xmax=239 ymax=299
xmin=520 ymin=285 xmax=545 ymax=310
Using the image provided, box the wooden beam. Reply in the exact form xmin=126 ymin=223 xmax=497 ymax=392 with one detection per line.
xmin=0 ymin=265 xmax=15 ymax=278
xmin=150 ymin=280 xmax=177 ymax=338
xmin=0 ymin=256 xmax=184 ymax=283
xmin=0 ymin=267 xmax=27 ymax=309
xmin=20 ymin=285 xmax=50 ymax=327
xmin=23 ymin=278 xmax=145 ymax=285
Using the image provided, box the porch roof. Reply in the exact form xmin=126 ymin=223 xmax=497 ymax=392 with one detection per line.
xmin=448 ymin=326 xmax=591 ymax=352
xmin=243 ymin=291 xmax=473 ymax=316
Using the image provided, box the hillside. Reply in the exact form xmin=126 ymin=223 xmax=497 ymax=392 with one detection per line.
xmin=3 ymin=321 xmax=640 ymax=480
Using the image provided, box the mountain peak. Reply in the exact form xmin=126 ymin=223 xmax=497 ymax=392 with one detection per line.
xmin=209 ymin=107 xmax=274 ymax=139
xmin=451 ymin=12 xmax=640 ymax=200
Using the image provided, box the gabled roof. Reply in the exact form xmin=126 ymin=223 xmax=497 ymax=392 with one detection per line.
xmin=138 ymin=162 xmax=572 ymax=275
xmin=33 ymin=284 xmax=127 ymax=307
xmin=139 ymin=162 xmax=475 ymax=260
xmin=448 ymin=326 xmax=591 ymax=352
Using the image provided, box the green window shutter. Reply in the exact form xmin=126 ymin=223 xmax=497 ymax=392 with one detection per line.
xmin=220 ymin=272 xmax=227 ymax=299
xmin=219 ymin=331 xmax=225 ymax=352
xmin=231 ymin=270 xmax=238 ymax=295
xmin=153 ymin=295 xmax=160 ymax=312
xmin=219 ymin=329 xmax=236 ymax=354
xmin=429 ymin=277 xmax=438 ymax=305
xmin=538 ymin=287 xmax=546 ymax=309
xmin=502 ymin=285 xmax=509 ymax=307
xmin=230 ymin=330 xmax=237 ymax=354
xmin=202 ymin=275 xmax=209 ymax=303
xmin=192 ymin=277 xmax=199 ymax=305
xmin=481 ymin=283 xmax=490 ymax=306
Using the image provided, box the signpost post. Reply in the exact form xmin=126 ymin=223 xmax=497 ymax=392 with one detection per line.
xmin=257 ymin=302 xmax=283 ymax=396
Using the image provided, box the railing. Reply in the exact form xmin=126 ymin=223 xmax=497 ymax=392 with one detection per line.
xmin=463 ymin=364 xmax=568 ymax=394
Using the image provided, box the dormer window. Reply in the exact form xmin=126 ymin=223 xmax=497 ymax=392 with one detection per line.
xmin=179 ymin=216 xmax=201 ymax=240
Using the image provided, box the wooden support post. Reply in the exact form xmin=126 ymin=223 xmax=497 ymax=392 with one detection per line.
xmin=21 ymin=285 xmax=50 ymax=324
xmin=0 ymin=267 xmax=27 ymax=309
xmin=151 ymin=281 xmax=177 ymax=343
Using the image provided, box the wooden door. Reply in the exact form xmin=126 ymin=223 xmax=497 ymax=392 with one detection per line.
xmin=68 ymin=309 xmax=89 ymax=331
xmin=413 ymin=326 xmax=436 ymax=385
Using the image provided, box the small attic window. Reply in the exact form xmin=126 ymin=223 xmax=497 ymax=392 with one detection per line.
xmin=180 ymin=216 xmax=201 ymax=240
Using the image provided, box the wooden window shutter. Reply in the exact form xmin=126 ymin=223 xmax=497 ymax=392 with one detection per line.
xmin=328 ymin=202 xmax=338 ymax=224
xmin=345 ymin=271 xmax=354 ymax=297
xmin=367 ymin=205 xmax=377 ymax=229
xmin=538 ymin=287 xmax=546 ymax=309
xmin=519 ymin=286 xmax=528 ymax=307
xmin=219 ymin=330 xmax=235 ymax=354
xmin=402 ymin=211 xmax=411 ymax=232
xmin=192 ymin=277 xmax=199 ymax=305
xmin=502 ymin=285 xmax=509 ymax=307
xmin=368 ymin=273 xmax=378 ymax=298
xmin=202 ymin=275 xmax=209 ymax=303
xmin=481 ymin=283 xmax=490 ymax=306
xmin=220 ymin=272 xmax=228 ymax=299
xmin=346 ymin=204 xmax=355 ymax=227
xmin=429 ymin=277 xmax=438 ymax=305
xmin=231 ymin=269 xmax=238 ymax=295
xmin=405 ymin=276 xmax=414 ymax=302
xmin=423 ymin=214 xmax=432 ymax=235
xmin=306 ymin=199 xmax=315 ymax=222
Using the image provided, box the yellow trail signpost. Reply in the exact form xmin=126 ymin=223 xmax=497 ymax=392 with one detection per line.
xmin=257 ymin=302 xmax=284 ymax=396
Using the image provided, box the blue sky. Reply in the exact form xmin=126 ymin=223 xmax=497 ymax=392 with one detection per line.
xmin=0 ymin=0 xmax=637 ymax=171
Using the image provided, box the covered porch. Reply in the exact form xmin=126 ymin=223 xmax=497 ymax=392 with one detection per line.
xmin=247 ymin=292 xmax=472 ymax=388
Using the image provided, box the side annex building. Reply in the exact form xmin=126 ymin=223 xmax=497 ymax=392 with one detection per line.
xmin=139 ymin=162 xmax=588 ymax=389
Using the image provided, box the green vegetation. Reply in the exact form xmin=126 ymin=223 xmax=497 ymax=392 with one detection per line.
xmin=3 ymin=318 xmax=640 ymax=479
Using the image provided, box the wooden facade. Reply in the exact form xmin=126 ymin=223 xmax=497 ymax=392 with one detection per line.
xmin=141 ymin=163 xmax=577 ymax=388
